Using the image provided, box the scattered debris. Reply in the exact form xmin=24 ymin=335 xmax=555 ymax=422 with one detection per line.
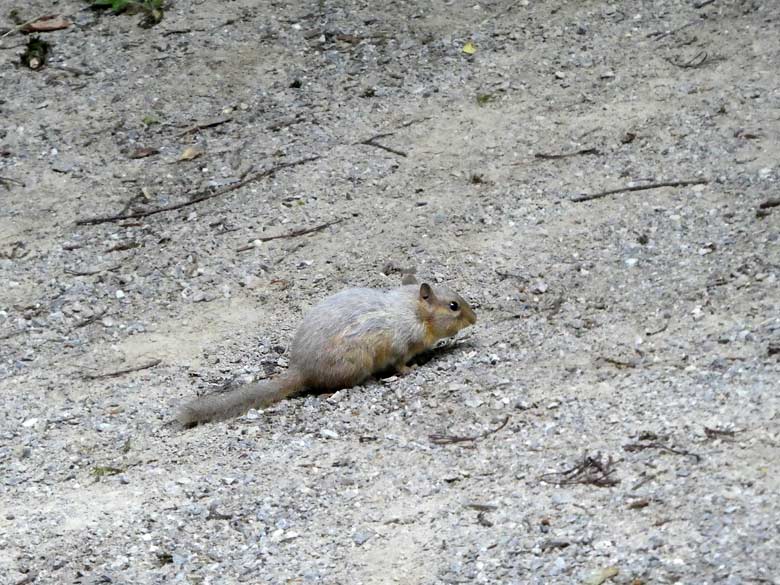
xmin=623 ymin=440 xmax=701 ymax=463
xmin=72 ymin=308 xmax=108 ymax=329
xmin=476 ymin=93 xmax=497 ymax=106
xmin=75 ymin=156 xmax=321 ymax=225
xmin=648 ymin=20 xmax=700 ymax=41
xmin=665 ymin=50 xmax=709 ymax=69
xmin=128 ymin=147 xmax=159 ymax=159
xmin=540 ymin=453 xmax=620 ymax=487
xmin=430 ymin=415 xmax=510 ymax=445
xmin=354 ymin=118 xmax=428 ymax=159
xmin=88 ymin=0 xmax=164 ymax=28
xmin=237 ymin=219 xmax=344 ymax=252
xmin=206 ymin=504 xmax=233 ymax=521
xmin=178 ymin=117 xmax=232 ymax=137
xmin=464 ymin=503 xmax=498 ymax=512
xmin=534 ymin=147 xmax=600 ymax=160
xmin=572 ymin=178 xmax=709 ymax=203
xmin=476 ymin=512 xmax=493 ymax=527
xmin=356 ymin=131 xmax=407 ymax=157
xmin=83 ymin=359 xmax=162 ymax=380
xmin=704 ymin=426 xmax=737 ymax=440
xmin=20 ymin=36 xmax=49 ymax=69
xmin=91 ymin=466 xmax=124 ymax=479
xmin=0 ymin=176 xmax=23 ymax=190
xmin=0 ymin=241 xmax=28 ymax=260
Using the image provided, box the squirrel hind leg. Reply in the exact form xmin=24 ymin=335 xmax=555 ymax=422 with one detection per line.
xmin=306 ymin=347 xmax=374 ymax=390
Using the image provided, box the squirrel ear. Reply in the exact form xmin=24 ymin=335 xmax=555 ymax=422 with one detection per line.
xmin=402 ymin=273 xmax=418 ymax=285
xmin=419 ymin=283 xmax=433 ymax=301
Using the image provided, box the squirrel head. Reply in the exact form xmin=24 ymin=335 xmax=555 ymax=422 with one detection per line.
xmin=417 ymin=282 xmax=477 ymax=339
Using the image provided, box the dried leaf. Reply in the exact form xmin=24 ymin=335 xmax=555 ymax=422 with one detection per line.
xmin=22 ymin=15 xmax=70 ymax=32
xmin=178 ymin=146 xmax=203 ymax=161
xmin=462 ymin=41 xmax=477 ymax=55
xmin=583 ymin=566 xmax=619 ymax=585
xmin=129 ymin=147 xmax=159 ymax=159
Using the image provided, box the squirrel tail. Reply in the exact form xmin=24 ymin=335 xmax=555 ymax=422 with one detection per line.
xmin=176 ymin=370 xmax=305 ymax=426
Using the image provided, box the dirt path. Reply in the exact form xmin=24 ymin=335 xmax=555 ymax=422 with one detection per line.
xmin=1 ymin=1 xmax=779 ymax=583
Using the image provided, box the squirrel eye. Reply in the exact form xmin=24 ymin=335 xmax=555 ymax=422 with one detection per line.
xmin=449 ymin=301 xmax=459 ymax=311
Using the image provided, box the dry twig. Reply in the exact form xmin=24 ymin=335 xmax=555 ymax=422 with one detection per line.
xmin=75 ymin=156 xmax=320 ymax=225
xmin=649 ymin=20 xmax=700 ymax=41
xmin=236 ymin=219 xmax=345 ymax=252
xmin=540 ymin=453 xmax=620 ymax=487
xmin=429 ymin=415 xmax=510 ymax=445
xmin=665 ymin=51 xmax=709 ymax=69
xmin=572 ymin=178 xmax=708 ymax=203
xmin=0 ymin=176 xmax=25 ymax=189
xmin=178 ymin=117 xmax=232 ymax=136
xmin=703 ymin=427 xmax=737 ymax=440
xmin=357 ymin=132 xmax=408 ymax=157
xmin=0 ymin=14 xmax=49 ymax=39
xmin=623 ymin=441 xmax=701 ymax=462
xmin=758 ymin=198 xmax=780 ymax=210
xmin=354 ymin=118 xmax=428 ymax=159
xmin=534 ymin=147 xmax=600 ymax=160
xmin=73 ymin=309 xmax=108 ymax=329
xmin=83 ymin=359 xmax=162 ymax=380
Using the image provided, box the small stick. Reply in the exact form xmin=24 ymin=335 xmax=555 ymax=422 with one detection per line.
xmin=578 ymin=126 xmax=602 ymax=140
xmin=572 ymin=178 xmax=708 ymax=203
xmin=758 ymin=198 xmax=780 ymax=209
xmin=429 ymin=415 xmax=510 ymax=445
xmin=48 ymin=64 xmax=94 ymax=76
xmin=83 ymin=359 xmax=162 ymax=380
xmin=694 ymin=0 xmax=716 ymax=8
xmin=704 ymin=426 xmax=737 ymax=440
xmin=0 ymin=176 xmax=25 ymax=189
xmin=646 ymin=320 xmax=669 ymax=336
xmin=649 ymin=20 xmax=699 ymax=41
xmin=623 ymin=441 xmax=701 ymax=462
xmin=178 ymin=117 xmax=232 ymax=136
xmin=75 ymin=156 xmax=319 ymax=226
xmin=664 ymin=51 xmax=708 ymax=69
xmin=354 ymin=118 xmax=428 ymax=158
xmin=357 ymin=133 xmax=408 ymax=157
xmin=534 ymin=147 xmax=600 ymax=160
xmin=237 ymin=219 xmax=344 ymax=252
xmin=465 ymin=503 xmax=498 ymax=512
xmin=539 ymin=453 xmax=620 ymax=487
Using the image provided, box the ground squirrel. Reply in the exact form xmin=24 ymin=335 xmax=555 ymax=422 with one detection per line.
xmin=176 ymin=281 xmax=477 ymax=426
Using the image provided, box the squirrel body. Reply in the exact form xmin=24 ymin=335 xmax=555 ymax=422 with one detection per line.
xmin=177 ymin=282 xmax=476 ymax=425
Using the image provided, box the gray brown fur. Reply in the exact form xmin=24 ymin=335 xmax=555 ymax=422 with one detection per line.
xmin=176 ymin=283 xmax=476 ymax=426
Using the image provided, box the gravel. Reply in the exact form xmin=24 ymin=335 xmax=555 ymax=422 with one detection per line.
xmin=1 ymin=0 xmax=779 ymax=584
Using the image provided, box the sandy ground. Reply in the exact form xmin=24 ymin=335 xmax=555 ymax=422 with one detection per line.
xmin=1 ymin=0 xmax=779 ymax=583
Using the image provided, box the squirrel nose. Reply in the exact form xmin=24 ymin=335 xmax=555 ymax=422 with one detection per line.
xmin=464 ymin=306 xmax=477 ymax=325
